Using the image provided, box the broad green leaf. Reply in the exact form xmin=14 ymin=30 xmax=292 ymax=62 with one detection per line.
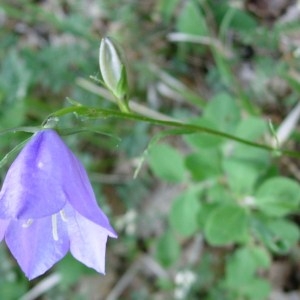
xmin=148 ymin=143 xmax=185 ymax=182
xmin=225 ymin=247 xmax=269 ymax=287
xmin=265 ymin=219 xmax=300 ymax=253
xmin=223 ymin=7 xmax=257 ymax=33
xmin=225 ymin=247 xmax=271 ymax=299
xmin=176 ymin=0 xmax=207 ymax=36
xmin=169 ymin=189 xmax=201 ymax=236
xmin=205 ymin=185 xmax=234 ymax=204
xmin=227 ymin=11 xmax=257 ymax=32
xmin=185 ymin=148 xmax=222 ymax=181
xmin=229 ymin=116 xmax=270 ymax=166
xmin=204 ymin=204 xmax=248 ymax=245
xmin=184 ymin=117 xmax=223 ymax=149
xmin=255 ymin=177 xmax=300 ymax=216
xmin=223 ymin=117 xmax=270 ymax=194
xmin=197 ymin=202 xmax=219 ymax=229
xmin=241 ymin=278 xmax=271 ymax=300
xmin=133 ymin=127 xmax=192 ymax=178
xmin=204 ymin=93 xmax=240 ymax=133
xmin=252 ymin=216 xmax=300 ymax=254
xmin=155 ymin=230 xmax=180 ymax=267
xmin=210 ymin=3 xmax=257 ymax=32
xmin=234 ymin=116 xmax=267 ymax=140
xmin=226 ymin=249 xmax=256 ymax=286
xmin=249 ymin=246 xmax=271 ymax=269
xmin=223 ymin=158 xmax=259 ymax=194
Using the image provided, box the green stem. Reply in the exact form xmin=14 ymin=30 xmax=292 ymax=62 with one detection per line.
xmin=116 ymin=97 xmax=131 ymax=114
xmin=47 ymin=106 xmax=300 ymax=158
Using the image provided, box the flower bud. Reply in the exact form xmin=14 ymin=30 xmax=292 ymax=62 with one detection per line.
xmin=99 ymin=37 xmax=129 ymax=110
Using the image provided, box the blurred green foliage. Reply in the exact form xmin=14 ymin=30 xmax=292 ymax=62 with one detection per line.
xmin=1 ymin=0 xmax=300 ymax=299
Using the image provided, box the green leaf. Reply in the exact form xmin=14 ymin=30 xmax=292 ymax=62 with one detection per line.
xmin=240 ymin=278 xmax=271 ymax=300
xmin=205 ymin=185 xmax=234 ymax=204
xmin=211 ymin=3 xmax=258 ymax=33
xmin=169 ymin=189 xmax=201 ymax=236
xmin=204 ymin=93 xmax=240 ymax=133
xmin=255 ymin=177 xmax=300 ymax=216
xmin=223 ymin=117 xmax=270 ymax=194
xmin=225 ymin=247 xmax=271 ymax=299
xmin=226 ymin=246 xmax=271 ymax=288
xmin=226 ymin=248 xmax=259 ymax=286
xmin=176 ymin=0 xmax=208 ymax=36
xmin=184 ymin=117 xmax=223 ymax=149
xmin=204 ymin=204 xmax=248 ymax=245
xmin=249 ymin=246 xmax=271 ymax=269
xmin=197 ymin=202 xmax=219 ymax=229
xmin=252 ymin=216 xmax=300 ymax=254
xmin=223 ymin=158 xmax=260 ymax=194
xmin=185 ymin=148 xmax=222 ymax=180
xmin=155 ymin=230 xmax=180 ymax=267
xmin=134 ymin=128 xmax=193 ymax=178
xmin=228 ymin=117 xmax=270 ymax=166
xmin=265 ymin=219 xmax=300 ymax=253
xmin=148 ymin=143 xmax=185 ymax=182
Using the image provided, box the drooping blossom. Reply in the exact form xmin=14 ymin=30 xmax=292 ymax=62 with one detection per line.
xmin=0 ymin=129 xmax=117 ymax=280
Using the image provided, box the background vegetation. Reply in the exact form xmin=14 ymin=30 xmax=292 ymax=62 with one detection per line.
xmin=1 ymin=0 xmax=300 ymax=299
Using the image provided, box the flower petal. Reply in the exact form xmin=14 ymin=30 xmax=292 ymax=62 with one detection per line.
xmin=0 ymin=219 xmax=9 ymax=241
xmin=0 ymin=130 xmax=70 ymax=219
xmin=64 ymin=149 xmax=117 ymax=236
xmin=5 ymin=214 xmax=69 ymax=280
xmin=65 ymin=204 xmax=115 ymax=274
xmin=0 ymin=129 xmax=117 ymax=237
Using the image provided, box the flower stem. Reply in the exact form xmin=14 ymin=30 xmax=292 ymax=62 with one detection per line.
xmin=47 ymin=105 xmax=300 ymax=158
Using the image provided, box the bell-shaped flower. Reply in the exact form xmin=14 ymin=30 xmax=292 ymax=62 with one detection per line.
xmin=0 ymin=129 xmax=117 ymax=280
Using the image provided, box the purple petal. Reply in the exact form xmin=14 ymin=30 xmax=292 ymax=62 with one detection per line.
xmin=0 ymin=130 xmax=70 ymax=219
xmin=0 ymin=129 xmax=117 ymax=236
xmin=64 ymin=151 xmax=117 ymax=235
xmin=65 ymin=204 xmax=116 ymax=274
xmin=0 ymin=219 xmax=9 ymax=241
xmin=5 ymin=214 xmax=69 ymax=280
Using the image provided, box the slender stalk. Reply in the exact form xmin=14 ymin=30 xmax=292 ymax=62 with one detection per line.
xmin=116 ymin=96 xmax=131 ymax=114
xmin=47 ymin=105 xmax=300 ymax=158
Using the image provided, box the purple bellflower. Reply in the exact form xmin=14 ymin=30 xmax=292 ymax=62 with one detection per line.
xmin=0 ymin=129 xmax=117 ymax=280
